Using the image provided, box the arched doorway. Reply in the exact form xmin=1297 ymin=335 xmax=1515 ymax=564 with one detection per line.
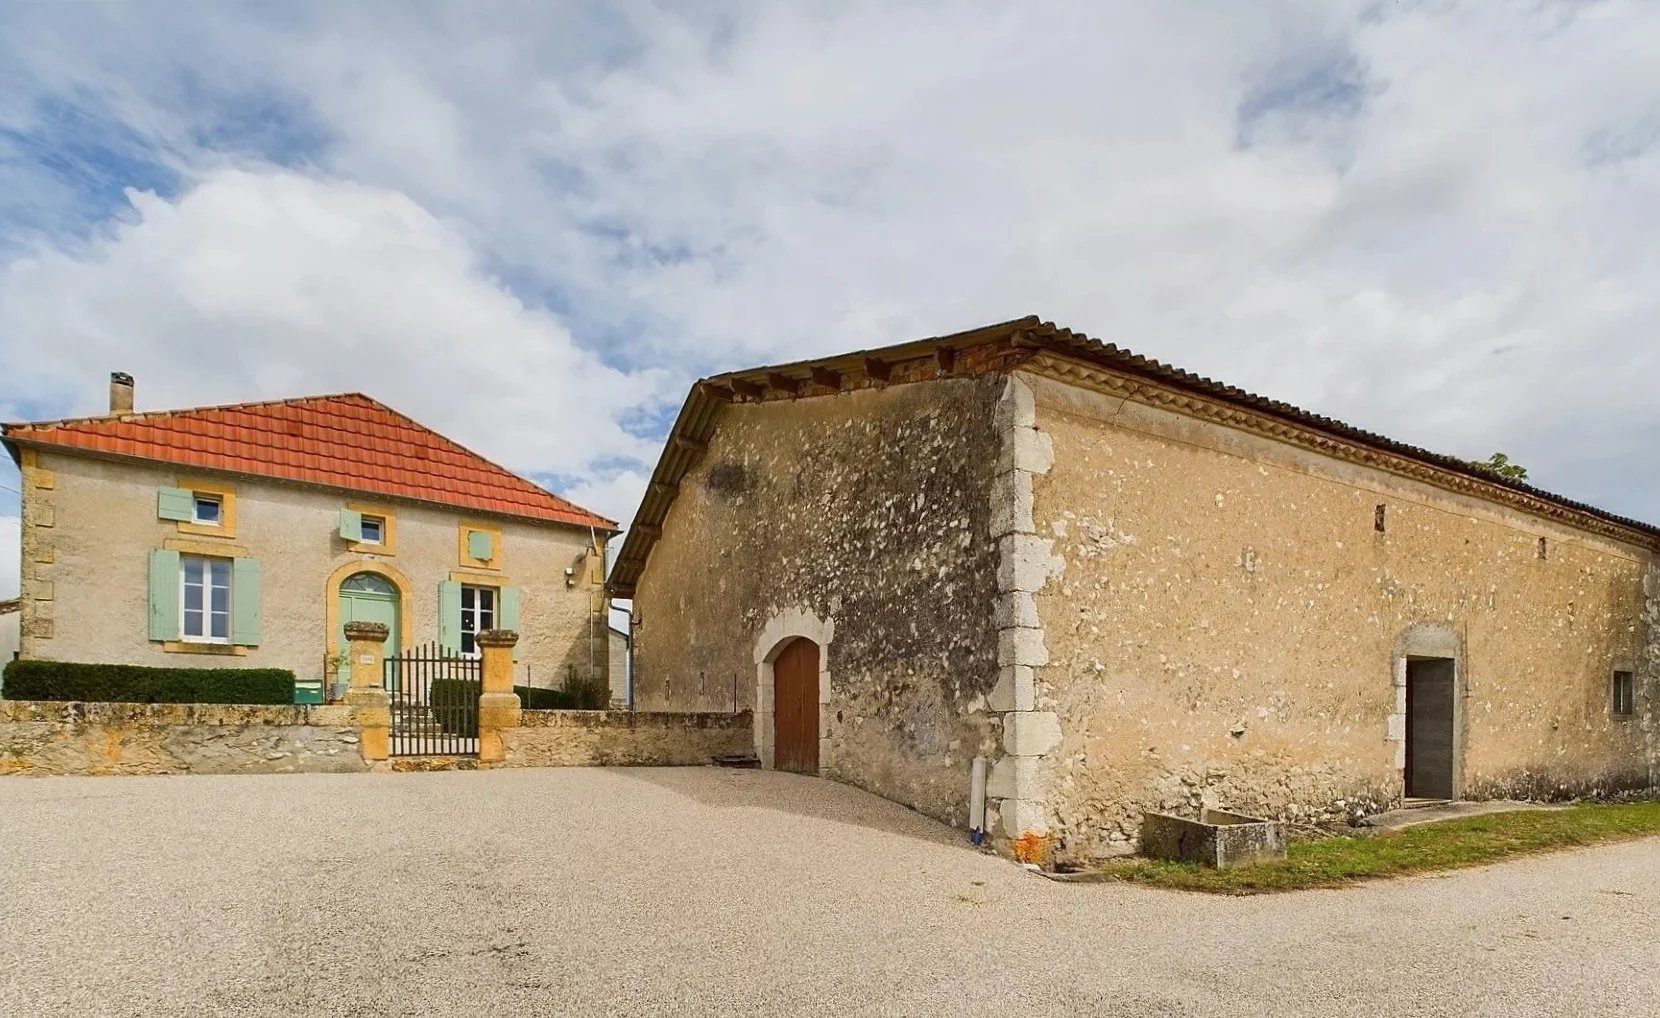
xmin=772 ymin=637 xmax=820 ymax=774
xmin=338 ymin=572 xmax=400 ymax=682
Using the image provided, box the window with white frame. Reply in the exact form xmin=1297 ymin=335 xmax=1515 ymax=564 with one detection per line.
xmin=460 ymin=585 xmax=496 ymax=655
xmin=181 ymin=555 xmax=232 ymax=642
xmin=359 ymin=515 xmax=385 ymax=545
xmin=192 ymin=494 xmax=223 ymax=526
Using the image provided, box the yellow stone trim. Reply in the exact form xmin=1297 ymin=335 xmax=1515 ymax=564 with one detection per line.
xmin=587 ymin=535 xmax=607 ymax=585
xmin=162 ymin=641 xmax=249 ymax=657
xmin=324 ymin=559 xmax=416 ymax=670
xmin=20 ymin=449 xmax=55 ymax=490
xmin=345 ymin=501 xmax=398 ymax=555
xmin=449 ymin=569 xmax=514 ymax=587
xmin=457 ymin=520 xmax=503 ymax=571
xmin=174 ymin=476 xmax=238 ymax=539
xmin=162 ymin=538 xmax=248 ymax=558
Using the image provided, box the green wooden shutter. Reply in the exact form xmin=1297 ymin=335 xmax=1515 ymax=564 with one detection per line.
xmin=231 ymin=557 xmax=262 ymax=646
xmin=499 ymin=586 xmax=521 ymax=661
xmin=338 ymin=509 xmax=363 ymax=542
xmin=438 ymin=580 xmax=462 ymax=653
xmin=466 ymin=529 xmax=494 ymax=561
xmin=147 ymin=549 xmax=181 ymax=640
xmin=157 ymin=487 xmax=194 ymax=521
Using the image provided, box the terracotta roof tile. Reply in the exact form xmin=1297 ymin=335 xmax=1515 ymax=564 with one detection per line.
xmin=3 ymin=393 xmax=615 ymax=531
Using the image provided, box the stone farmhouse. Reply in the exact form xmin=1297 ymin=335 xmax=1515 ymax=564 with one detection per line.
xmin=3 ymin=374 xmax=614 ymax=694
xmin=610 ymin=316 xmax=1659 ymax=862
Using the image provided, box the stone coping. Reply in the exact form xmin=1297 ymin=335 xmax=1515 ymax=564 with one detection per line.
xmin=517 ymin=708 xmax=752 ymax=730
xmin=342 ymin=620 xmax=390 ymax=640
xmin=475 ymin=628 xmax=520 ymax=648
xmin=0 ymin=700 xmax=354 ymax=727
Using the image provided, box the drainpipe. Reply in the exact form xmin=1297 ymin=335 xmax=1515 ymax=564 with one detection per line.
xmin=588 ymin=526 xmax=600 ymax=688
xmin=970 ymin=755 xmax=988 ymax=845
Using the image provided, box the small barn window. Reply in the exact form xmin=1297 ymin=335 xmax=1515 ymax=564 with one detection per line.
xmin=1611 ymin=671 xmax=1635 ymax=718
xmin=1537 ymin=537 xmax=1548 ymax=560
xmin=1374 ymin=504 xmax=1386 ymax=532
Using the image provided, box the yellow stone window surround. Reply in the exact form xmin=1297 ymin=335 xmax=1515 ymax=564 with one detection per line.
xmin=175 ymin=476 xmax=238 ymax=539
xmin=159 ymin=538 xmax=248 ymax=655
xmin=457 ymin=520 xmax=503 ymax=571
xmin=345 ymin=502 xmax=399 ymax=555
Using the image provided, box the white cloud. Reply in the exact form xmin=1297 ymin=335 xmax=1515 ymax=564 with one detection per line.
xmin=0 ymin=168 xmax=671 ymax=480
xmin=2 ymin=0 xmax=1659 ymax=525
xmin=560 ymin=469 xmax=651 ymax=536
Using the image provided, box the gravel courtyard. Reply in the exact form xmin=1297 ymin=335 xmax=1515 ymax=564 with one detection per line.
xmin=2 ymin=768 xmax=1656 ymax=1017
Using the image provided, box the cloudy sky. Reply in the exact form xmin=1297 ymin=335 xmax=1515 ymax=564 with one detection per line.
xmin=2 ymin=0 xmax=1658 ymax=599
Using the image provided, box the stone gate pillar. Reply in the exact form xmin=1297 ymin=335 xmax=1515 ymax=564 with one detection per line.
xmin=477 ymin=629 xmax=522 ymax=765
xmin=343 ymin=620 xmax=391 ymax=764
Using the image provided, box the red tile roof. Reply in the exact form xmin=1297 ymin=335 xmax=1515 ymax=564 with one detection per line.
xmin=2 ymin=393 xmax=615 ymax=530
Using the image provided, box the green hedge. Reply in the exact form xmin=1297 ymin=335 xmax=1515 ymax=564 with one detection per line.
xmin=1 ymin=660 xmax=295 ymax=705
xmin=427 ymin=679 xmax=606 ymax=735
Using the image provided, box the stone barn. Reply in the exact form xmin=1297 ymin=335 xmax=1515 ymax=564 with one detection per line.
xmin=608 ymin=316 xmax=1658 ymax=861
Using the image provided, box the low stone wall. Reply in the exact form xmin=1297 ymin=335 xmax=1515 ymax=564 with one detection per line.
xmin=500 ymin=709 xmax=753 ymax=767
xmin=0 ymin=700 xmax=367 ymax=776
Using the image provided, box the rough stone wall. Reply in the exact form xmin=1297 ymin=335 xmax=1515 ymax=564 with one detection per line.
xmin=1024 ymin=371 xmax=1654 ymax=861
xmin=18 ymin=452 xmax=606 ymax=687
xmin=499 ymin=709 xmax=752 ymax=767
xmin=631 ymin=378 xmax=1005 ymax=827
xmin=0 ymin=700 xmax=367 ymax=775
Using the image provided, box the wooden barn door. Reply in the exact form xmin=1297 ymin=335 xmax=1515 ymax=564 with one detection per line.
xmin=772 ymin=638 xmax=820 ymax=775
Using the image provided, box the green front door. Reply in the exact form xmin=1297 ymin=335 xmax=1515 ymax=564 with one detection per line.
xmin=338 ymin=573 xmax=400 ymax=688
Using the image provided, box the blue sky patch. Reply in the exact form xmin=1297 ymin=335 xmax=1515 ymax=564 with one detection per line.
xmin=1236 ymin=51 xmax=1367 ymax=150
xmin=0 ymin=95 xmax=181 ymax=246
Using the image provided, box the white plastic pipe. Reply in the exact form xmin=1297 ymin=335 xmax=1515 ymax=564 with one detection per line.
xmin=969 ymin=755 xmax=988 ymax=839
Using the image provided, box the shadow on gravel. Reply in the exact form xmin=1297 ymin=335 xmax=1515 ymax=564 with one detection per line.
xmin=611 ymin=766 xmax=977 ymax=849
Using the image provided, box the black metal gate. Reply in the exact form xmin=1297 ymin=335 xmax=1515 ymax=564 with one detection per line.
xmin=384 ymin=642 xmax=480 ymax=757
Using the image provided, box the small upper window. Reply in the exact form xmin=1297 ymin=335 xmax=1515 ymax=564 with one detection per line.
xmin=1612 ymin=671 xmax=1635 ymax=718
xmin=359 ymin=516 xmax=385 ymax=545
xmin=192 ymin=494 xmax=222 ymax=526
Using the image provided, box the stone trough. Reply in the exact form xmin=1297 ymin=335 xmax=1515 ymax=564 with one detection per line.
xmin=1141 ymin=809 xmax=1287 ymax=868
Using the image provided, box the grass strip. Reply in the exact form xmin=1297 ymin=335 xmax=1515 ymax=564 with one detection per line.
xmin=1096 ymin=802 xmax=1660 ymax=894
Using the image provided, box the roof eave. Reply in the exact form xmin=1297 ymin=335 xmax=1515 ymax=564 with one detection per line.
xmin=608 ymin=315 xmax=1660 ymax=598
xmin=6 ymin=435 xmax=619 ymax=533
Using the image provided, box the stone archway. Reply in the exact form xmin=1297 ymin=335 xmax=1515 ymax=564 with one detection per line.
xmin=338 ymin=572 xmax=402 ymax=679
xmin=753 ymin=608 xmax=834 ymax=771
xmin=771 ymin=637 xmax=820 ymax=774
xmin=324 ymin=560 xmax=415 ymax=664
